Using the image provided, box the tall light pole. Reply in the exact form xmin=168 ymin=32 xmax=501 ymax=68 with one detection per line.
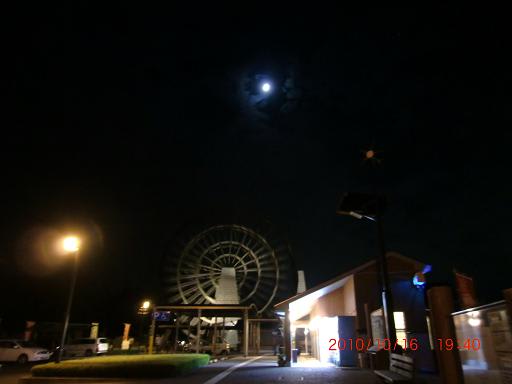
xmin=337 ymin=193 xmax=396 ymax=344
xmin=56 ymin=236 xmax=80 ymax=363
xmin=137 ymin=300 xmax=151 ymax=347
xmin=141 ymin=300 xmax=151 ymax=312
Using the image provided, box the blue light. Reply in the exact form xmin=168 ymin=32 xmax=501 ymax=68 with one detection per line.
xmin=412 ymin=272 xmax=426 ymax=287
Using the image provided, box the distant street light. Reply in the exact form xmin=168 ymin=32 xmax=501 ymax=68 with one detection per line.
xmin=56 ymin=236 xmax=81 ymax=363
xmin=138 ymin=299 xmax=151 ymax=315
xmin=137 ymin=300 xmax=152 ymax=350
xmin=63 ymin=236 xmax=80 ymax=252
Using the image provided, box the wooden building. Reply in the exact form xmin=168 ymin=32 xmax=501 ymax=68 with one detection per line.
xmin=274 ymin=252 xmax=436 ymax=372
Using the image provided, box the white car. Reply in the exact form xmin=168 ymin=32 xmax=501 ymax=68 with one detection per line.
xmin=0 ymin=340 xmax=51 ymax=364
xmin=186 ymin=338 xmax=230 ymax=355
xmin=64 ymin=338 xmax=109 ymax=357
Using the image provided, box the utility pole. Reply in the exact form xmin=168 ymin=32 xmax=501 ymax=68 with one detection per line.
xmin=337 ymin=193 xmax=396 ymax=343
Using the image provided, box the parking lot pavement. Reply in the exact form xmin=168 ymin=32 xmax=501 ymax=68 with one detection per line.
xmin=6 ymin=355 xmax=440 ymax=384
xmin=213 ymin=357 xmax=382 ymax=384
xmin=0 ymin=362 xmax=38 ymax=384
xmin=144 ymin=356 xmax=383 ymax=384
xmin=6 ymin=356 xmax=257 ymax=384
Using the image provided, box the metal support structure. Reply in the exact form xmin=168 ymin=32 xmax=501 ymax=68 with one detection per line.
xmin=166 ymin=225 xmax=285 ymax=317
xmin=56 ymin=251 xmax=79 ymax=363
xmin=149 ymin=305 xmax=253 ymax=356
xmin=243 ymin=309 xmax=249 ymax=357
xmin=174 ymin=314 xmax=180 ymax=352
xmin=148 ymin=308 xmax=156 ymax=354
xmin=212 ymin=317 xmax=217 ymax=355
xmin=256 ymin=321 xmax=260 ymax=355
xmin=248 ymin=322 xmax=252 ymax=350
xmin=222 ymin=317 xmax=225 ymax=342
xmin=284 ymin=310 xmax=291 ymax=366
xmin=188 ymin=323 xmax=192 ymax=348
xmin=196 ymin=309 xmax=201 ymax=354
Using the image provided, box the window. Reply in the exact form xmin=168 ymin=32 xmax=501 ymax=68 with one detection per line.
xmin=393 ymin=312 xmax=407 ymax=349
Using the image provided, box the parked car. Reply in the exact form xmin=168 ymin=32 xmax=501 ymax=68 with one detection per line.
xmin=0 ymin=340 xmax=51 ymax=364
xmin=185 ymin=337 xmax=230 ymax=355
xmin=63 ymin=337 xmax=109 ymax=357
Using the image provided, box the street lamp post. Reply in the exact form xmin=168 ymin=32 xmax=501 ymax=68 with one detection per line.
xmin=337 ymin=193 xmax=396 ymax=343
xmin=375 ymin=205 xmax=397 ymax=344
xmin=56 ymin=236 xmax=80 ymax=363
xmin=137 ymin=300 xmax=151 ymax=347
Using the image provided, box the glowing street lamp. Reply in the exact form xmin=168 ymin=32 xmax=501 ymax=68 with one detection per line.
xmin=137 ymin=300 xmax=152 ymax=349
xmin=138 ymin=299 xmax=151 ymax=315
xmin=56 ymin=235 xmax=81 ymax=363
xmin=337 ymin=193 xmax=397 ymax=343
xmin=63 ymin=236 xmax=80 ymax=252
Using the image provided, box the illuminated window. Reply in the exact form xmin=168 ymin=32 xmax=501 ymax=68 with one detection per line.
xmin=393 ymin=312 xmax=407 ymax=349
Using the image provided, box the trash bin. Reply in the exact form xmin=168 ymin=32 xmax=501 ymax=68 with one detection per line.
xmin=291 ymin=348 xmax=299 ymax=363
xmin=358 ymin=352 xmax=369 ymax=368
xmin=367 ymin=346 xmax=388 ymax=370
xmin=277 ymin=346 xmax=287 ymax=367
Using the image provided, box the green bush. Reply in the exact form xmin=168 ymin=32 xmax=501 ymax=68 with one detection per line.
xmin=31 ymin=354 xmax=210 ymax=378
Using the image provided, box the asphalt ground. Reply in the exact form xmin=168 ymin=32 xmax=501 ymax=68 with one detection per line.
xmin=4 ymin=355 xmax=441 ymax=384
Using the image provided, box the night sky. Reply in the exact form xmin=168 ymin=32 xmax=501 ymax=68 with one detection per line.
xmin=2 ymin=4 xmax=511 ymax=336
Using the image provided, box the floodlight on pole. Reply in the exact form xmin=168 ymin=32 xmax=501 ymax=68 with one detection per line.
xmin=349 ymin=211 xmax=364 ymax=220
xmin=63 ymin=236 xmax=80 ymax=252
xmin=56 ymin=235 xmax=81 ymax=363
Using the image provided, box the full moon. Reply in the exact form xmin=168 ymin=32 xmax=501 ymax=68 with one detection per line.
xmin=261 ymin=82 xmax=271 ymax=93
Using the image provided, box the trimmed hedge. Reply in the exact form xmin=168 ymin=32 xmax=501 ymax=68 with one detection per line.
xmin=31 ymin=354 xmax=210 ymax=378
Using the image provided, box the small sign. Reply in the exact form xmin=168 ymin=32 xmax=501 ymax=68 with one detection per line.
xmin=154 ymin=311 xmax=171 ymax=322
